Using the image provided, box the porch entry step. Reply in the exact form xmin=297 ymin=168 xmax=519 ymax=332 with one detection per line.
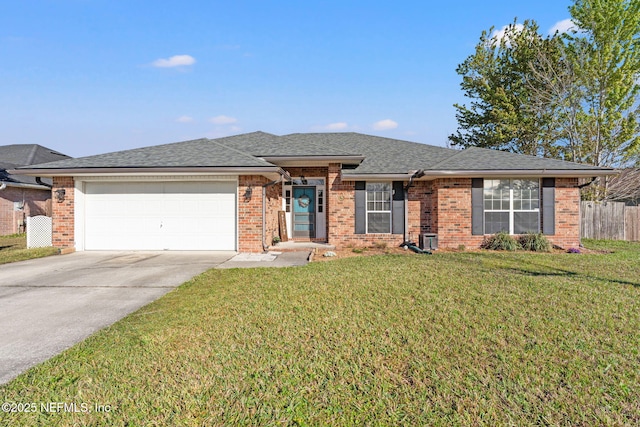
xmin=269 ymin=241 xmax=336 ymax=252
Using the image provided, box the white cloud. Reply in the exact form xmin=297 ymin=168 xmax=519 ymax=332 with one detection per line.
xmin=324 ymin=122 xmax=349 ymax=131
xmin=548 ymin=19 xmax=578 ymax=35
xmin=373 ymin=119 xmax=398 ymax=131
xmin=209 ymin=115 xmax=238 ymax=125
xmin=311 ymin=122 xmax=350 ymax=131
xmin=152 ymin=54 xmax=196 ymax=68
xmin=176 ymin=115 xmax=194 ymax=123
xmin=491 ymin=23 xmax=524 ymax=45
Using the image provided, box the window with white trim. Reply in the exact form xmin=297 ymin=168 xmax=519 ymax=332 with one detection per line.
xmin=483 ymin=179 xmax=540 ymax=234
xmin=366 ymin=182 xmax=391 ymax=233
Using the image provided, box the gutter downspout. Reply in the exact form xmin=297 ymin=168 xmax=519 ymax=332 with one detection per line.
xmin=35 ymin=177 xmax=53 ymax=188
xmin=262 ymin=170 xmax=290 ymax=252
xmin=576 ymin=177 xmax=597 ymax=248
xmin=577 ymin=177 xmax=598 ymax=189
xmin=403 ymin=170 xmax=425 ymax=242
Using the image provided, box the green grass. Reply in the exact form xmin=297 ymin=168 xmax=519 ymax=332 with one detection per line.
xmin=0 ymin=234 xmax=59 ymax=265
xmin=1 ymin=240 xmax=639 ymax=426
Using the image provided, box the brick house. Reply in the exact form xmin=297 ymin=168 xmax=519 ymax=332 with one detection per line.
xmin=13 ymin=132 xmax=614 ymax=252
xmin=0 ymin=145 xmax=69 ymax=235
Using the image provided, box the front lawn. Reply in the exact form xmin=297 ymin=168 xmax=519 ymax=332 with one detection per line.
xmin=1 ymin=240 xmax=638 ymax=426
xmin=0 ymin=234 xmax=58 ymax=265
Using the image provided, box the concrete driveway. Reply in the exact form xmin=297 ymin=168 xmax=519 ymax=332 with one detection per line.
xmin=0 ymin=251 xmax=233 ymax=385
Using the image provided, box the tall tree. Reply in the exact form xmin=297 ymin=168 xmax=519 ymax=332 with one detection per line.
xmin=566 ymin=0 xmax=640 ymax=167
xmin=449 ymin=20 xmax=559 ymax=157
xmin=450 ymin=0 xmax=640 ymax=175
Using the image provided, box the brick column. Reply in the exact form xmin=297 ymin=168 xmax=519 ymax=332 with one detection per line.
xmin=238 ymin=175 xmax=268 ymax=252
xmin=52 ymin=177 xmax=75 ymax=249
xmin=552 ymin=178 xmax=580 ymax=248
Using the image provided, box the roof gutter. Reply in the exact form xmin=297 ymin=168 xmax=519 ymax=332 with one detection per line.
xmin=341 ymin=169 xmax=618 ymax=180
xmin=9 ymin=166 xmax=282 ymax=177
xmin=0 ymin=181 xmax=52 ymax=190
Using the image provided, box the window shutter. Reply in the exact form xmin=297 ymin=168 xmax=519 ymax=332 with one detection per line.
xmin=355 ymin=181 xmax=366 ymax=234
xmin=471 ymin=178 xmax=484 ymax=235
xmin=542 ymin=178 xmax=555 ymax=235
xmin=392 ymin=181 xmax=405 ymax=234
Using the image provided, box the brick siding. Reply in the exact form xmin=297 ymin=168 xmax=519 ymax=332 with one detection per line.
xmin=0 ymin=186 xmax=51 ymax=235
xmin=51 ymin=177 xmax=75 ymax=249
xmin=46 ymin=172 xmax=582 ymax=253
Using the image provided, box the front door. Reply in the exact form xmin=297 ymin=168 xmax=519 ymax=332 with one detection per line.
xmin=293 ymin=187 xmax=315 ymax=238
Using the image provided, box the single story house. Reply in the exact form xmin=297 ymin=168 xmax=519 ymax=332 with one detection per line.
xmin=0 ymin=144 xmax=70 ymax=235
xmin=13 ymin=132 xmax=615 ymax=252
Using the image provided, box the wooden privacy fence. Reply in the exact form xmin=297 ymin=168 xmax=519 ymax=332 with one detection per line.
xmin=581 ymin=201 xmax=640 ymax=241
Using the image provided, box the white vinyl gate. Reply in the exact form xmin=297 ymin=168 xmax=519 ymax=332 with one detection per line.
xmin=26 ymin=215 xmax=53 ymax=248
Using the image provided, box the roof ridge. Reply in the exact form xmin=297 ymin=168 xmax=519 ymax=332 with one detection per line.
xmin=280 ymin=134 xmax=358 ymax=156
xmin=427 ymin=147 xmax=469 ymax=169
xmin=205 ymin=137 xmax=274 ymax=166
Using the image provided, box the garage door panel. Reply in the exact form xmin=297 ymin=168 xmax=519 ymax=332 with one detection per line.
xmin=84 ymin=181 xmax=237 ymax=250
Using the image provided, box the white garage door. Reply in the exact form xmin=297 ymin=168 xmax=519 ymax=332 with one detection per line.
xmin=84 ymin=181 xmax=236 ymax=250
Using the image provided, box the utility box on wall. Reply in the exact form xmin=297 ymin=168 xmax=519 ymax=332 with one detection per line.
xmin=420 ymin=233 xmax=438 ymax=251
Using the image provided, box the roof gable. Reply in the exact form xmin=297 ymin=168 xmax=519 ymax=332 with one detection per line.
xmin=1 ymin=144 xmax=69 ymax=187
xmin=0 ymin=144 xmax=69 ymax=166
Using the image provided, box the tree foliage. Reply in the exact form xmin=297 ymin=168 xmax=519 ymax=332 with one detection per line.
xmin=450 ymin=20 xmax=560 ymax=157
xmin=450 ymin=0 xmax=640 ymax=174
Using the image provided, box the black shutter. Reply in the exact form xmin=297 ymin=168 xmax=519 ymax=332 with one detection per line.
xmin=392 ymin=181 xmax=405 ymax=234
xmin=471 ymin=178 xmax=484 ymax=235
xmin=542 ymin=178 xmax=555 ymax=235
xmin=355 ymin=181 xmax=366 ymax=234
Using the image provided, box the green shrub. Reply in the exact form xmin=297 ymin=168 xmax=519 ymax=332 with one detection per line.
xmin=518 ymin=232 xmax=552 ymax=252
xmin=481 ymin=231 xmax=521 ymax=251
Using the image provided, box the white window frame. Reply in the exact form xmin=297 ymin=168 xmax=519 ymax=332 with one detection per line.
xmin=483 ymin=179 xmax=540 ymax=234
xmin=365 ymin=182 xmax=392 ymax=234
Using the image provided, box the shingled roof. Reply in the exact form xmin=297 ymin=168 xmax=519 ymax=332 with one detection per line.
xmin=0 ymin=144 xmax=70 ymax=187
xmin=16 ymin=132 xmax=613 ymax=178
xmin=25 ymin=137 xmax=274 ymax=169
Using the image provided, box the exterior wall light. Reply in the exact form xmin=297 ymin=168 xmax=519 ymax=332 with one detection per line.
xmin=244 ymin=186 xmax=253 ymax=200
xmin=55 ymin=189 xmax=66 ymax=202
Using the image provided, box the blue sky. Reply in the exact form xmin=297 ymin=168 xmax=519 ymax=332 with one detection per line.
xmin=1 ymin=0 xmax=575 ymax=157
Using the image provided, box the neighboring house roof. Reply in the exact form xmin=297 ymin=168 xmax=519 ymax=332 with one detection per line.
xmin=0 ymin=144 xmax=70 ymax=188
xmin=13 ymin=132 xmax=615 ymax=179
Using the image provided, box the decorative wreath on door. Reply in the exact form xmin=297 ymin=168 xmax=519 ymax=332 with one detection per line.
xmin=297 ymin=194 xmax=311 ymax=208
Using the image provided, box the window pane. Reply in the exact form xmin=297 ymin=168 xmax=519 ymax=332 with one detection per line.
xmin=368 ymin=212 xmax=390 ymax=233
xmin=514 ymin=212 xmax=539 ymax=234
xmin=367 ymin=183 xmax=390 ymax=193
xmin=485 ymin=212 xmax=509 ymax=234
